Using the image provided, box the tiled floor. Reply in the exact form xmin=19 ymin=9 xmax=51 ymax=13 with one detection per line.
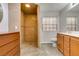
xmin=20 ymin=43 xmax=63 ymax=56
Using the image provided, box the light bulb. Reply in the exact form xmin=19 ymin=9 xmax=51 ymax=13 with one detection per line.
xmin=25 ymin=4 xmax=30 ymax=8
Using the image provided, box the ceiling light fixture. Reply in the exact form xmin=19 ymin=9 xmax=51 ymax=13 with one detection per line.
xmin=25 ymin=4 xmax=30 ymax=8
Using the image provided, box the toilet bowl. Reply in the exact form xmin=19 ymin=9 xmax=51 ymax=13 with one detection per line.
xmin=51 ymin=38 xmax=57 ymax=47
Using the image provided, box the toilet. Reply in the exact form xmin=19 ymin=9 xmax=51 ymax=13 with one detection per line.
xmin=51 ymin=38 xmax=57 ymax=47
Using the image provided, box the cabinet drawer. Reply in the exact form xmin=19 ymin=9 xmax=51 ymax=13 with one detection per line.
xmin=64 ymin=35 xmax=69 ymax=42
xmin=0 ymin=40 xmax=19 ymax=56
xmin=64 ymin=41 xmax=69 ymax=48
xmin=0 ymin=35 xmax=19 ymax=47
xmin=8 ymin=33 xmax=19 ymax=39
xmin=6 ymin=46 xmax=19 ymax=56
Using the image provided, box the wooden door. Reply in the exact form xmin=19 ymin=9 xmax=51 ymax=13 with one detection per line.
xmin=64 ymin=35 xmax=70 ymax=56
xmin=70 ymin=37 xmax=79 ymax=56
xmin=24 ymin=14 xmax=38 ymax=47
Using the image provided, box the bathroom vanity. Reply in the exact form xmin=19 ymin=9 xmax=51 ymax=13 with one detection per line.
xmin=0 ymin=32 xmax=20 ymax=56
xmin=57 ymin=32 xmax=79 ymax=56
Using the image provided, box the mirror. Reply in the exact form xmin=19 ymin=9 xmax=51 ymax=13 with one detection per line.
xmin=66 ymin=4 xmax=79 ymax=31
xmin=69 ymin=4 xmax=79 ymax=12
xmin=0 ymin=4 xmax=3 ymax=23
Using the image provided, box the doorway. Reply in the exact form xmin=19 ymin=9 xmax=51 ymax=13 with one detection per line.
xmin=20 ymin=3 xmax=39 ymax=48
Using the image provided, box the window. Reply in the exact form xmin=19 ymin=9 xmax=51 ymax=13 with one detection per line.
xmin=66 ymin=16 xmax=77 ymax=31
xmin=42 ymin=16 xmax=57 ymax=31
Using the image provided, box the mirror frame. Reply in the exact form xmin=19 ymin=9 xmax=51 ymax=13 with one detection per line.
xmin=0 ymin=4 xmax=3 ymax=23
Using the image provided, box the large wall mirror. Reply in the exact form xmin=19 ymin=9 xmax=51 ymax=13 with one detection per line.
xmin=0 ymin=4 xmax=3 ymax=23
xmin=66 ymin=4 xmax=79 ymax=31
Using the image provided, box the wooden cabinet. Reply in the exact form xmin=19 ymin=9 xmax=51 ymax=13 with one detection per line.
xmin=57 ymin=33 xmax=79 ymax=56
xmin=64 ymin=35 xmax=70 ymax=56
xmin=0 ymin=32 xmax=20 ymax=56
xmin=70 ymin=37 xmax=79 ymax=56
xmin=57 ymin=33 xmax=64 ymax=53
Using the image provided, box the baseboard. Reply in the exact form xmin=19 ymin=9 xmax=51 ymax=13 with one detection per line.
xmin=40 ymin=42 xmax=52 ymax=44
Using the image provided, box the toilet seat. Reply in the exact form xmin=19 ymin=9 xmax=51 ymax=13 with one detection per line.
xmin=50 ymin=38 xmax=57 ymax=47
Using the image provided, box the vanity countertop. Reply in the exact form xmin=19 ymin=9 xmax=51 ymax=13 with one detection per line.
xmin=0 ymin=31 xmax=19 ymax=36
xmin=58 ymin=32 xmax=79 ymax=37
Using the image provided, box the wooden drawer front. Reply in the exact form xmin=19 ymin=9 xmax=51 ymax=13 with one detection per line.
xmin=0 ymin=39 xmax=19 ymax=56
xmin=6 ymin=46 xmax=19 ymax=56
xmin=7 ymin=33 xmax=19 ymax=39
xmin=64 ymin=36 xmax=69 ymax=42
xmin=64 ymin=35 xmax=70 ymax=47
xmin=64 ymin=42 xmax=69 ymax=48
xmin=0 ymin=34 xmax=19 ymax=47
xmin=70 ymin=37 xmax=79 ymax=56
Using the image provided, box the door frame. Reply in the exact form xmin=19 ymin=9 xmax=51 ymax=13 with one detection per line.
xmin=20 ymin=3 xmax=41 ymax=48
xmin=37 ymin=4 xmax=41 ymax=48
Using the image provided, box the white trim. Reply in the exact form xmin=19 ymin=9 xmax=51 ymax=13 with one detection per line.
xmin=40 ymin=42 xmax=53 ymax=44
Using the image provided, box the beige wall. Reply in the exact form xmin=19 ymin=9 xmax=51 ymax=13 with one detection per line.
xmin=8 ymin=3 xmax=20 ymax=32
xmin=0 ymin=3 xmax=20 ymax=33
xmin=20 ymin=11 xmax=25 ymax=43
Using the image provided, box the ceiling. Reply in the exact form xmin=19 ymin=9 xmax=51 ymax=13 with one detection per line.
xmin=21 ymin=3 xmax=37 ymax=14
xmin=70 ymin=4 xmax=79 ymax=12
xmin=38 ymin=3 xmax=68 ymax=12
xmin=21 ymin=3 xmax=68 ymax=14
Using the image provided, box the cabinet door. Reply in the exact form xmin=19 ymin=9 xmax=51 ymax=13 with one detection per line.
xmin=64 ymin=35 xmax=70 ymax=56
xmin=57 ymin=34 xmax=64 ymax=53
xmin=57 ymin=34 xmax=60 ymax=49
xmin=70 ymin=37 xmax=79 ymax=56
